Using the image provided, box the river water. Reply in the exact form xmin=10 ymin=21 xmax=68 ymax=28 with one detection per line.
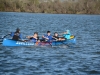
xmin=0 ymin=12 xmax=100 ymax=75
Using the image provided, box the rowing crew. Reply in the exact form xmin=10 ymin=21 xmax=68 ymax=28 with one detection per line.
xmin=9 ymin=28 xmax=73 ymax=43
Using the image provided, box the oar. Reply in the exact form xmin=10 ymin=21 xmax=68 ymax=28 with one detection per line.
xmin=48 ymin=42 xmax=52 ymax=46
xmin=0 ymin=34 xmax=9 ymax=43
xmin=2 ymin=34 xmax=9 ymax=39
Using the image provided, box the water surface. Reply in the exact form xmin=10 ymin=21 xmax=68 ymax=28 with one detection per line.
xmin=0 ymin=12 xmax=100 ymax=75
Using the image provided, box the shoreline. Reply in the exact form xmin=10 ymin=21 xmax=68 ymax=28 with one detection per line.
xmin=0 ymin=11 xmax=100 ymax=15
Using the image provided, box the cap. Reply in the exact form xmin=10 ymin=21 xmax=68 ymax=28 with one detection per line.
xmin=65 ymin=30 xmax=70 ymax=34
xmin=65 ymin=30 xmax=69 ymax=32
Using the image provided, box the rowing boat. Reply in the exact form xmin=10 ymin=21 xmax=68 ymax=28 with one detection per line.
xmin=2 ymin=38 xmax=76 ymax=46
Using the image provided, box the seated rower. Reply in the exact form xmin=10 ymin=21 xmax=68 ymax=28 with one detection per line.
xmin=26 ymin=32 xmax=39 ymax=43
xmin=53 ymin=32 xmax=65 ymax=41
xmin=9 ymin=28 xmax=22 ymax=41
xmin=63 ymin=30 xmax=71 ymax=39
xmin=41 ymin=31 xmax=52 ymax=42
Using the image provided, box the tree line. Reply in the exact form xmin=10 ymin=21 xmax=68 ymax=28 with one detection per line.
xmin=0 ymin=0 xmax=100 ymax=14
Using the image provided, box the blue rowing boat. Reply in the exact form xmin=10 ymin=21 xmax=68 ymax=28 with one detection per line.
xmin=2 ymin=38 xmax=76 ymax=46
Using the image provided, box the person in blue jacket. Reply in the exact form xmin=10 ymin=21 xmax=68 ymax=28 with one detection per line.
xmin=9 ymin=28 xmax=22 ymax=41
xmin=26 ymin=32 xmax=39 ymax=43
xmin=41 ymin=31 xmax=52 ymax=42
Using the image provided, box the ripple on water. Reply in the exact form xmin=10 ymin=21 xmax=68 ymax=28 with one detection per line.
xmin=0 ymin=13 xmax=100 ymax=75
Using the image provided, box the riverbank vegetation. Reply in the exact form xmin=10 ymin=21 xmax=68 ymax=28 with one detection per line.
xmin=0 ymin=0 xmax=100 ymax=14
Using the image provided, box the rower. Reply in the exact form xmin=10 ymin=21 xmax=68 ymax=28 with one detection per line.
xmin=9 ymin=28 xmax=22 ymax=41
xmin=41 ymin=31 xmax=52 ymax=42
xmin=26 ymin=32 xmax=39 ymax=43
xmin=53 ymin=32 xmax=65 ymax=41
xmin=63 ymin=30 xmax=71 ymax=40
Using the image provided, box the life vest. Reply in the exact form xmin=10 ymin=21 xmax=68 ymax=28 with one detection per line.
xmin=30 ymin=38 xmax=37 ymax=43
xmin=11 ymin=32 xmax=22 ymax=39
xmin=12 ymin=33 xmax=20 ymax=41
xmin=44 ymin=35 xmax=52 ymax=42
xmin=63 ymin=30 xmax=71 ymax=39
xmin=63 ymin=34 xmax=71 ymax=39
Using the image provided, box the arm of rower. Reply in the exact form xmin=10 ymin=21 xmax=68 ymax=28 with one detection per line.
xmin=42 ymin=35 xmax=49 ymax=40
xmin=19 ymin=34 xmax=23 ymax=39
xmin=26 ymin=36 xmax=33 ymax=39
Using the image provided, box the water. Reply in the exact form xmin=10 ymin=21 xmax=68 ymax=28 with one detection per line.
xmin=0 ymin=12 xmax=100 ymax=75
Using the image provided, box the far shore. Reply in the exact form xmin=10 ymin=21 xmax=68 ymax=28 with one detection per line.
xmin=0 ymin=0 xmax=100 ymax=15
xmin=0 ymin=11 xmax=100 ymax=15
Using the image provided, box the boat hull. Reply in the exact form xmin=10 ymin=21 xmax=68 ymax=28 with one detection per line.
xmin=3 ymin=39 xmax=35 ymax=46
xmin=2 ymin=38 xmax=76 ymax=46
